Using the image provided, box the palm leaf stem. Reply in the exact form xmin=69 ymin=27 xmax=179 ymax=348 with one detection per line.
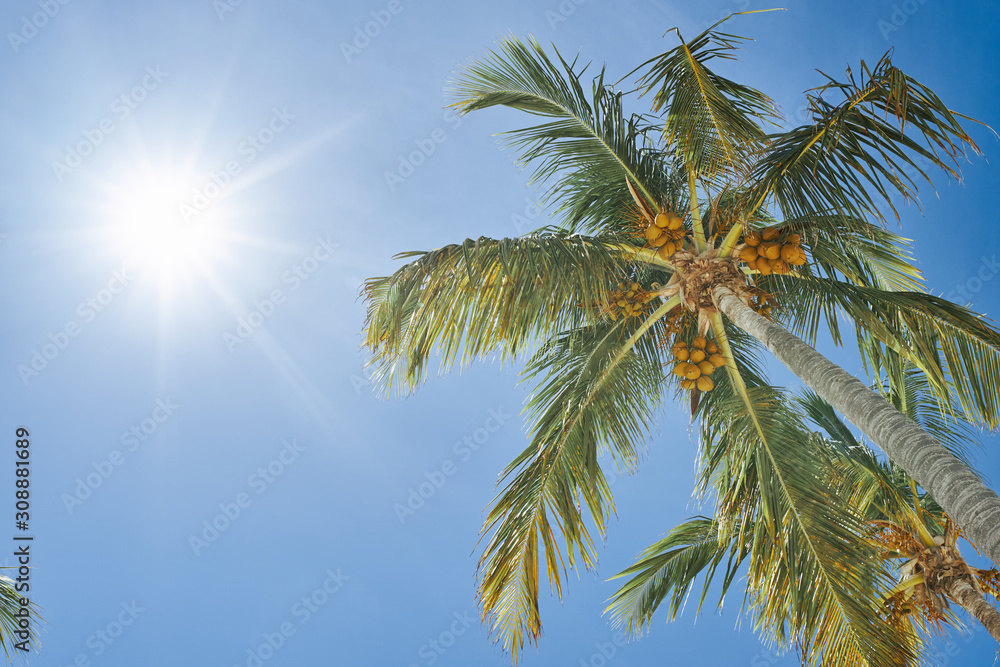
xmin=688 ymin=166 xmax=708 ymax=252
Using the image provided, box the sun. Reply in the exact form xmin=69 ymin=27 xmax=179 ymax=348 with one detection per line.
xmin=96 ymin=165 xmax=231 ymax=295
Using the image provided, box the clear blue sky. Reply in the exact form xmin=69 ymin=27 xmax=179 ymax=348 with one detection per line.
xmin=1 ymin=1 xmax=998 ymax=665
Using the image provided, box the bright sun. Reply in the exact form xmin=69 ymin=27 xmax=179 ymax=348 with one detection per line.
xmin=97 ymin=167 xmax=228 ymax=295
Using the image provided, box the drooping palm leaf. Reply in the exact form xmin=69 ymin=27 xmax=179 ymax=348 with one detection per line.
xmin=478 ymin=316 xmax=668 ymax=660
xmin=697 ymin=317 xmax=916 ymax=666
xmin=362 ymin=232 xmax=638 ymax=394
xmin=749 ymin=52 xmax=984 ymax=221
xmin=775 ymin=275 xmax=1000 ymax=429
xmin=606 ymin=517 xmax=748 ymax=635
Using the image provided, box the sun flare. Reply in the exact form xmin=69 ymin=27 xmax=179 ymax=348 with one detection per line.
xmin=98 ymin=167 xmax=228 ymax=295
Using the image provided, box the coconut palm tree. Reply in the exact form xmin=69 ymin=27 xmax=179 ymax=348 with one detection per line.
xmin=607 ymin=374 xmax=1000 ymax=664
xmin=361 ymin=17 xmax=1000 ymax=663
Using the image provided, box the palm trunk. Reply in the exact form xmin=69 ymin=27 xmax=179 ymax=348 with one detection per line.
xmin=945 ymin=578 xmax=1000 ymax=641
xmin=713 ymin=285 xmax=1000 ymax=570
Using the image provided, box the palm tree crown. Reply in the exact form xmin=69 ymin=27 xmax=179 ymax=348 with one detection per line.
xmin=362 ymin=15 xmax=1000 ymax=666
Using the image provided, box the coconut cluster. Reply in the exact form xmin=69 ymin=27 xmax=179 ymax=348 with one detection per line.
xmin=603 ymin=281 xmax=654 ymax=321
xmin=738 ymin=226 xmax=807 ymax=275
xmin=645 ymin=212 xmax=687 ymax=260
xmin=671 ymin=336 xmax=725 ymax=391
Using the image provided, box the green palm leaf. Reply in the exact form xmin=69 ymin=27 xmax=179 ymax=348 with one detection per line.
xmin=362 ymin=232 xmax=640 ymax=394
xmin=628 ymin=15 xmax=779 ymax=182
xmin=700 ymin=380 xmax=915 ymax=666
xmin=749 ymin=52 xmax=984 ymax=221
xmin=776 ymin=275 xmax=1000 ymax=429
xmin=606 ymin=517 xmax=748 ymax=635
xmin=449 ymin=36 xmax=676 ymax=234
xmin=478 ymin=321 xmax=667 ymax=659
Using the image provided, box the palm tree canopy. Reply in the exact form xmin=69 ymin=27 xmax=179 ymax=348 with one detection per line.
xmin=361 ymin=16 xmax=996 ymax=664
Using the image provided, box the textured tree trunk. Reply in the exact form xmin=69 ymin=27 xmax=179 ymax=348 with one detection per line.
xmin=713 ymin=285 xmax=1000 ymax=571
xmin=945 ymin=578 xmax=1000 ymax=642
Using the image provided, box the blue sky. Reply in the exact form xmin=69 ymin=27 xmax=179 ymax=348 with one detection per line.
xmin=1 ymin=0 xmax=999 ymax=665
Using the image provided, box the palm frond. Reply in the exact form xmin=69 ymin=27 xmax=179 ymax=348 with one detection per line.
xmin=629 ymin=18 xmax=779 ymax=183
xmin=750 ymin=52 xmax=984 ymax=221
xmin=605 ymin=517 xmax=748 ymax=635
xmin=782 ymin=213 xmax=923 ymax=293
xmin=0 ymin=573 xmax=37 ymax=663
xmin=449 ymin=36 xmax=677 ymax=234
xmin=362 ymin=232 xmax=641 ymax=395
xmin=707 ymin=383 xmax=916 ymax=666
xmin=477 ymin=320 xmax=667 ymax=659
xmin=696 ymin=315 xmax=916 ymax=666
xmin=776 ymin=275 xmax=1000 ymax=429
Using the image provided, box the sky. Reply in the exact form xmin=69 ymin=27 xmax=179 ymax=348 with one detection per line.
xmin=1 ymin=0 xmax=999 ymax=665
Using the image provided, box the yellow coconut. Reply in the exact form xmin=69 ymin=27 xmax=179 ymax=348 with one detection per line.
xmin=745 ymin=231 xmax=762 ymax=247
xmin=654 ymin=212 xmax=670 ymax=228
xmin=780 ymin=244 xmax=798 ymax=262
xmin=698 ymin=360 xmax=715 ymax=376
xmin=680 ymin=379 xmax=696 ymax=390
xmin=709 ymin=353 xmax=726 ymax=367
xmin=690 ymin=349 xmax=706 ymax=363
xmin=692 ymin=336 xmax=707 ymax=349
xmin=706 ymin=341 xmax=718 ymax=354
xmin=684 ymin=364 xmax=702 ymax=380
xmin=762 ymin=226 xmax=780 ymax=241
xmin=763 ymin=243 xmax=781 ymax=260
xmin=739 ymin=247 xmax=758 ymax=263
xmin=675 ymin=347 xmax=690 ymax=362
xmin=650 ymin=235 xmax=668 ymax=247
xmin=673 ymin=363 xmax=688 ymax=377
xmin=645 ymin=225 xmax=663 ymax=242
xmin=697 ymin=376 xmax=714 ymax=391
xmin=757 ymin=261 xmax=773 ymax=276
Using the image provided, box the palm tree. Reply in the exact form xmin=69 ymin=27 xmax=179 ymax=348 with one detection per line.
xmin=361 ymin=16 xmax=1000 ymax=662
xmin=607 ymin=375 xmax=1000 ymax=664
